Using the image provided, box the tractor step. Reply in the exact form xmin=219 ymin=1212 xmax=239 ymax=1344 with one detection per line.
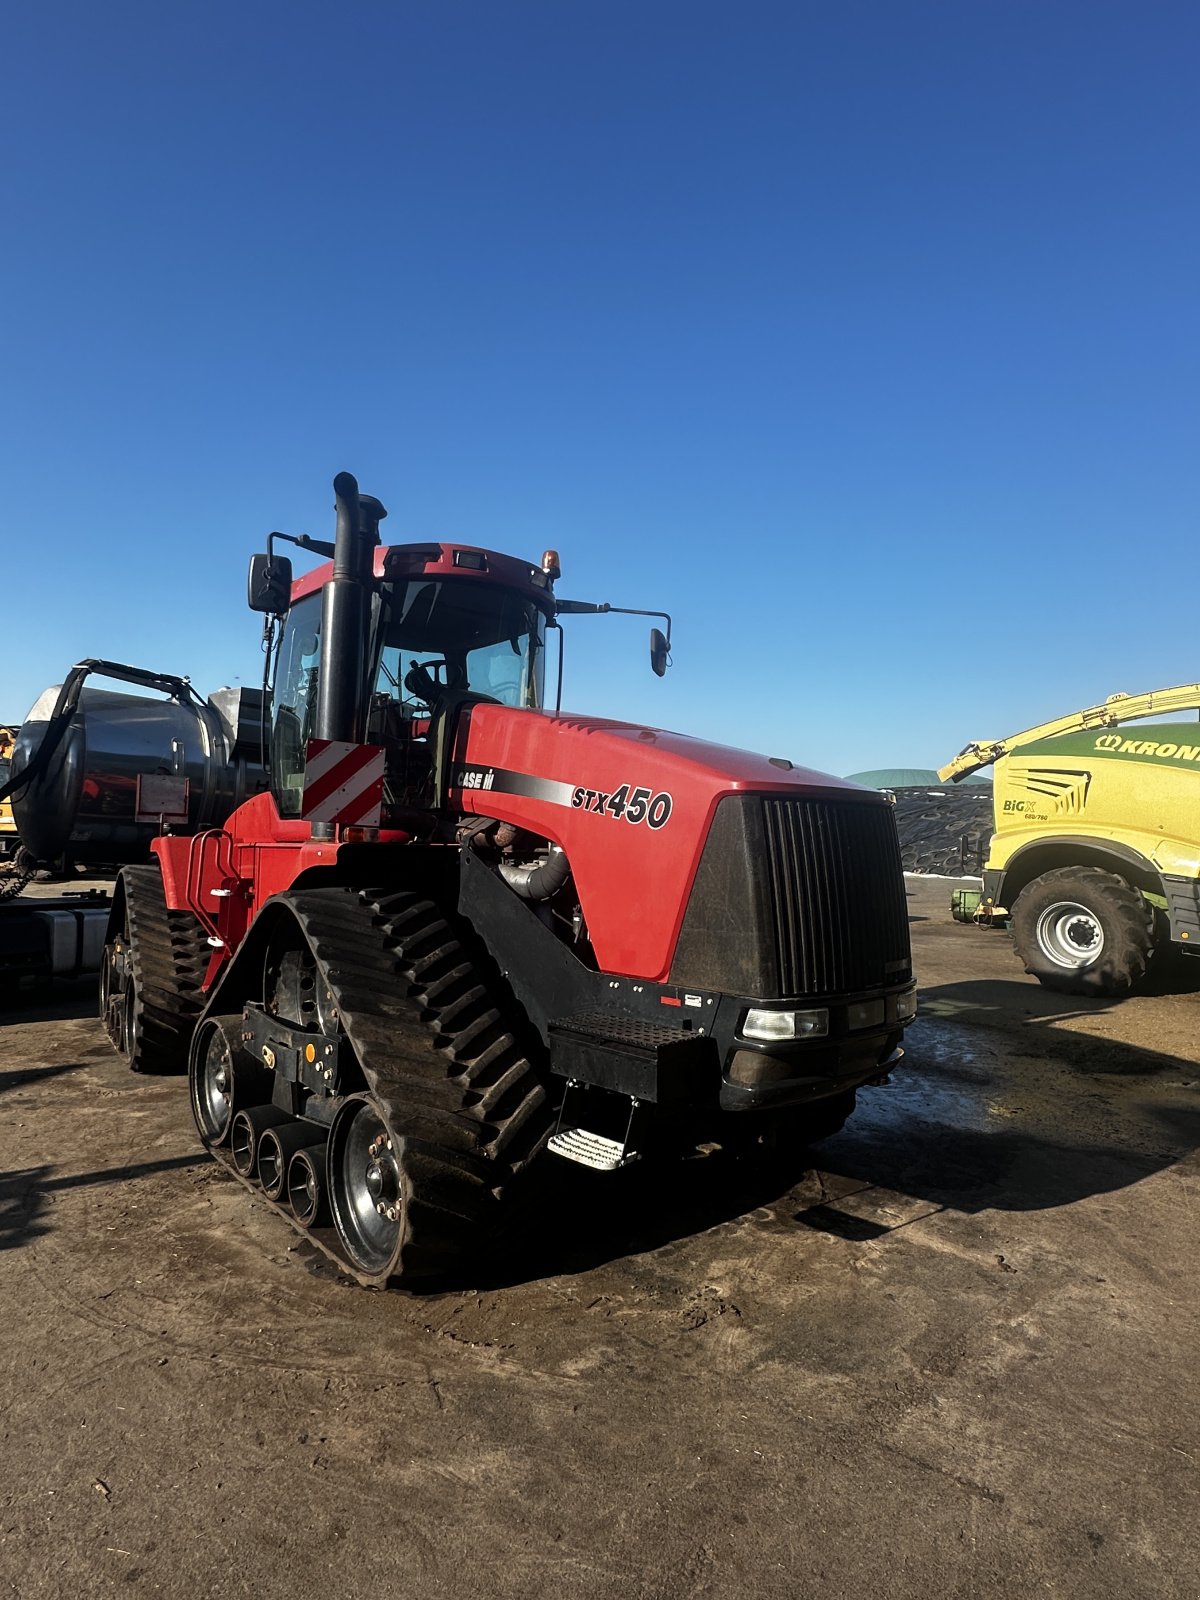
xmin=547 ymin=1075 xmax=643 ymax=1171
xmin=547 ymin=1125 xmax=638 ymax=1171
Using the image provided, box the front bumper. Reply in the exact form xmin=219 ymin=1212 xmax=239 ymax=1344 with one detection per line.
xmin=718 ymin=1032 xmax=904 ymax=1112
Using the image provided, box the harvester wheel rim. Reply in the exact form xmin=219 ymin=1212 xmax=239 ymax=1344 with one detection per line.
xmin=1035 ymin=900 xmax=1104 ymax=968
xmin=328 ymin=1097 xmax=403 ymax=1274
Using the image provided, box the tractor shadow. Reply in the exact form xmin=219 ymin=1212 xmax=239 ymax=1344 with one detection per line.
xmin=0 ymin=976 xmax=100 ymax=1022
xmin=0 ymin=1152 xmax=206 ymax=1254
xmin=0 ymin=1165 xmax=53 ymax=1252
xmin=480 ymin=989 xmax=1200 ymax=1286
xmin=796 ymin=988 xmax=1200 ymax=1228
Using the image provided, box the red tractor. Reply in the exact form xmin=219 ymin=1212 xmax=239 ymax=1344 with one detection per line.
xmin=100 ymin=473 xmax=914 ymax=1285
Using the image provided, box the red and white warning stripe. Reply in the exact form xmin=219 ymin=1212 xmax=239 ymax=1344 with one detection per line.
xmin=301 ymin=740 xmax=385 ymax=827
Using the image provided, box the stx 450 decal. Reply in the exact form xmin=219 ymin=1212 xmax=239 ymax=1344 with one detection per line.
xmin=449 ymin=765 xmax=674 ymax=829
xmin=571 ymin=783 xmax=673 ymax=829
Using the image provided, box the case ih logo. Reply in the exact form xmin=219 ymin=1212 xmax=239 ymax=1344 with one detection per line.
xmin=302 ymin=740 xmax=385 ymax=827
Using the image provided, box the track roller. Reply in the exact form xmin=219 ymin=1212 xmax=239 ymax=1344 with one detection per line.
xmin=230 ymin=1104 xmax=289 ymax=1178
xmin=287 ymin=1145 xmax=329 ymax=1228
xmin=257 ymin=1120 xmax=327 ymax=1202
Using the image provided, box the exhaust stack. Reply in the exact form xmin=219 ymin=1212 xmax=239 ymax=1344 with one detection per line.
xmin=312 ymin=472 xmax=386 ymax=837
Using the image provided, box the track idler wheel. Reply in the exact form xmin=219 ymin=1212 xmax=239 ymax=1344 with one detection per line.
xmin=99 ymin=936 xmax=127 ymax=1050
xmin=287 ymin=1146 xmax=329 ymax=1228
xmin=256 ymin=1121 xmax=327 ymax=1203
xmin=230 ymin=1104 xmax=290 ymax=1178
xmin=328 ymin=1095 xmax=406 ymax=1277
xmin=189 ymin=1016 xmax=270 ymax=1147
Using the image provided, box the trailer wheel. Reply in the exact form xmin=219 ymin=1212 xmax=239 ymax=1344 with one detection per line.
xmin=1009 ymin=866 xmax=1154 ymax=997
xmin=101 ymin=866 xmax=210 ymax=1072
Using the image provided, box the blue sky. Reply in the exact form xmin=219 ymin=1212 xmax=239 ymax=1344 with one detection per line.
xmin=2 ymin=1 xmax=1196 ymax=776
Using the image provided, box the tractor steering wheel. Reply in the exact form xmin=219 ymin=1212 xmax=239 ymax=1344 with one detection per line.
xmin=403 ymin=659 xmax=465 ymax=707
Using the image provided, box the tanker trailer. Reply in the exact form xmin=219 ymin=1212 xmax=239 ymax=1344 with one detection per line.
xmin=0 ymin=725 xmax=17 ymax=862
xmin=0 ymin=662 xmax=268 ymax=990
xmin=9 ymin=659 xmax=267 ymax=875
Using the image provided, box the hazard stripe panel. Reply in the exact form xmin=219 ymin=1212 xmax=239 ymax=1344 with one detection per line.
xmin=302 ymin=740 xmax=386 ymax=826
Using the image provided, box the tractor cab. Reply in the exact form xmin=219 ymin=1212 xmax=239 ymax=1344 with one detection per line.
xmin=268 ymin=562 xmax=552 ymax=823
xmin=250 ymin=474 xmax=667 ymax=836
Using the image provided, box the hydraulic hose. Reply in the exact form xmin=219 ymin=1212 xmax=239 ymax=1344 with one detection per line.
xmin=0 ymin=660 xmax=200 ymax=809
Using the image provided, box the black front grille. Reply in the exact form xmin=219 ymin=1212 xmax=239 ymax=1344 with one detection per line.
xmin=762 ymin=797 xmax=911 ymax=996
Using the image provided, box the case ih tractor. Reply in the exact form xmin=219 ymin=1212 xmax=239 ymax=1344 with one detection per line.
xmin=100 ymin=473 xmax=914 ymax=1286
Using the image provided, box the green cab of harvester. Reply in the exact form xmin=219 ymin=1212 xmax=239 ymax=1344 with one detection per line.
xmin=939 ymin=684 xmax=1200 ymax=997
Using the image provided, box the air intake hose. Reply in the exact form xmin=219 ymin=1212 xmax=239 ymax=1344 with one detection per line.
xmin=499 ymin=845 xmax=571 ymax=901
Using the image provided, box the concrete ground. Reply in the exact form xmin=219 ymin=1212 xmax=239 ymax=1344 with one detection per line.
xmin=1 ymin=877 xmax=1197 ymax=1599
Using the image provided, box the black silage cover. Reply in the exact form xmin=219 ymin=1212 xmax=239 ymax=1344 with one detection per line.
xmin=889 ymin=785 xmax=994 ymax=876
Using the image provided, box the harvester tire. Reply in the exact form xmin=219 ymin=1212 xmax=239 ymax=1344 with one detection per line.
xmin=101 ymin=865 xmax=210 ymax=1072
xmin=1010 ymin=866 xmax=1154 ymax=998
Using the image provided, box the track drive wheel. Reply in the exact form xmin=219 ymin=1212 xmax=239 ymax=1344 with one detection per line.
xmin=329 ymin=1096 xmax=406 ymax=1275
xmin=1009 ymin=866 xmax=1155 ymax=997
xmin=101 ymin=865 xmax=210 ymax=1072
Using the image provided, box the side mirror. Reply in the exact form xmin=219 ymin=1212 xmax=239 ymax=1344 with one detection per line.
xmin=247 ymin=553 xmax=293 ymax=614
xmin=650 ymin=627 xmax=670 ymax=677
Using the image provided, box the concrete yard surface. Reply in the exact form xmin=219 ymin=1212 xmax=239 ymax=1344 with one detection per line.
xmin=1 ymin=876 xmax=1198 ymax=1598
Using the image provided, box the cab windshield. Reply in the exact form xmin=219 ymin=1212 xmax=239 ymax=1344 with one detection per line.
xmin=270 ymin=579 xmax=547 ymax=817
xmin=374 ymin=576 xmax=547 ymax=715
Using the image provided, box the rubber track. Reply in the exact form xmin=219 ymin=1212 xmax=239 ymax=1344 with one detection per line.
xmin=214 ymin=885 xmax=552 ymax=1286
xmin=121 ymin=865 xmax=211 ymax=1072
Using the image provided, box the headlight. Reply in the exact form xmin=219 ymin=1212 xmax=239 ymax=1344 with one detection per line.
xmin=741 ymin=1007 xmax=829 ymax=1042
xmin=895 ymin=986 xmax=918 ymax=1023
xmin=846 ymin=999 xmax=886 ymax=1030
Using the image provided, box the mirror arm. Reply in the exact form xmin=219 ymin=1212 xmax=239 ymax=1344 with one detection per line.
xmin=555 ymin=601 xmax=673 ymax=651
xmin=269 ymin=529 xmax=337 ymax=560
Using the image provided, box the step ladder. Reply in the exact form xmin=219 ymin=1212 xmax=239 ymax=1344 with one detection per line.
xmin=547 ymin=1078 xmax=642 ymax=1171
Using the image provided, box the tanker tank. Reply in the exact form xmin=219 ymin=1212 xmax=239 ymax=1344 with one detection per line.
xmin=9 ymin=660 xmax=268 ymax=872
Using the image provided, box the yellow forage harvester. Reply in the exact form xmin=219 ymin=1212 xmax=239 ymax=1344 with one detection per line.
xmin=940 ymin=684 xmax=1200 ymax=997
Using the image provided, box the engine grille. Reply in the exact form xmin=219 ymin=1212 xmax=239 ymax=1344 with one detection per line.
xmin=762 ymin=797 xmax=911 ymax=996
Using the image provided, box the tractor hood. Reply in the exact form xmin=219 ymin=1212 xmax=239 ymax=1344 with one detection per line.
xmin=450 ymin=704 xmax=890 ymax=983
